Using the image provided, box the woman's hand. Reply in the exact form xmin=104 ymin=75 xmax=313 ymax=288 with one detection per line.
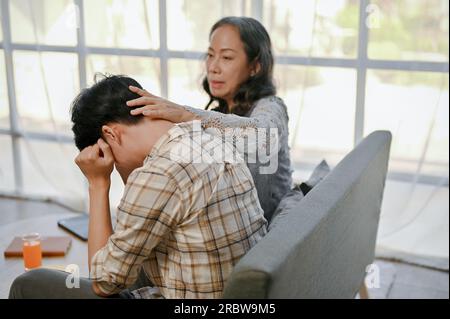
xmin=127 ymin=86 xmax=200 ymax=123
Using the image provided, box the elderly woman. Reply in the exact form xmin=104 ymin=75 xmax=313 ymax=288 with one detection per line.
xmin=127 ymin=16 xmax=293 ymax=221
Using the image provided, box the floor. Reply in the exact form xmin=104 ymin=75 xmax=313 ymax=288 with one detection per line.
xmin=376 ymin=180 xmax=449 ymax=269
xmin=0 ymin=196 xmax=448 ymax=299
xmin=366 ymin=259 xmax=449 ymax=299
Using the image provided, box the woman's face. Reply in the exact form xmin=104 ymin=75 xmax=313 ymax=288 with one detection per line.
xmin=206 ymin=24 xmax=256 ymax=107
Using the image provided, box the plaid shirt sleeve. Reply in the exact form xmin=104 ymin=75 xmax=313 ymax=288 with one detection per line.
xmin=89 ymin=168 xmax=184 ymax=295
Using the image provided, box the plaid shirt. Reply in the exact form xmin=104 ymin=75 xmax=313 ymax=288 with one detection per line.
xmin=90 ymin=121 xmax=268 ymax=298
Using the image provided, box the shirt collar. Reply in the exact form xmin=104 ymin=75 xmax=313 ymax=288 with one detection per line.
xmin=145 ymin=120 xmax=202 ymax=163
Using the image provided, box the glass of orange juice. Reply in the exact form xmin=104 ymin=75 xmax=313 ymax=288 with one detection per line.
xmin=22 ymin=233 xmax=42 ymax=271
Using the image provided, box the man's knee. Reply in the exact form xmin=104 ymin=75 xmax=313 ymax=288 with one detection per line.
xmin=9 ymin=268 xmax=58 ymax=299
xmin=10 ymin=269 xmax=39 ymax=299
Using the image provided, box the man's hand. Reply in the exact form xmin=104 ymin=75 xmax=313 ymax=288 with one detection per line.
xmin=75 ymin=138 xmax=114 ymax=188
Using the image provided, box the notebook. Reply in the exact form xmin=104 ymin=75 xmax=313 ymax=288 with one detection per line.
xmin=4 ymin=236 xmax=72 ymax=257
xmin=57 ymin=214 xmax=89 ymax=241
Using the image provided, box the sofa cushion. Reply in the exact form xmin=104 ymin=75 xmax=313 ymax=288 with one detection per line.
xmin=294 ymin=160 xmax=331 ymax=194
xmin=268 ymin=160 xmax=330 ymax=231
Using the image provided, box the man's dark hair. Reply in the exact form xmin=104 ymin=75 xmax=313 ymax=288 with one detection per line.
xmin=71 ymin=74 xmax=144 ymax=151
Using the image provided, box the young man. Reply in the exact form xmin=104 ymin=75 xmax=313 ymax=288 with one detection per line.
xmin=9 ymin=75 xmax=267 ymax=299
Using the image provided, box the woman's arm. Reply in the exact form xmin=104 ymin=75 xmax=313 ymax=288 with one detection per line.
xmin=184 ymin=97 xmax=290 ymax=162
xmin=127 ymin=86 xmax=288 ymax=134
xmin=126 ymin=86 xmax=289 ymax=156
xmin=183 ymin=96 xmax=289 ymax=136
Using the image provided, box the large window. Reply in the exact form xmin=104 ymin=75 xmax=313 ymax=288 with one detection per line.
xmin=368 ymin=0 xmax=448 ymax=62
xmin=84 ymin=0 xmax=160 ymax=50
xmin=365 ymin=71 xmax=449 ymax=177
xmin=0 ymin=0 xmax=448 ymax=199
xmin=263 ymin=0 xmax=359 ymax=58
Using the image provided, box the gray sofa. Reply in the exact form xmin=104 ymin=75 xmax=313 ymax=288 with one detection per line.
xmin=223 ymin=131 xmax=392 ymax=299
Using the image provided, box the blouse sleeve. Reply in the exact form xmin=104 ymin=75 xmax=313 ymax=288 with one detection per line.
xmin=182 ymin=96 xmax=289 ymax=157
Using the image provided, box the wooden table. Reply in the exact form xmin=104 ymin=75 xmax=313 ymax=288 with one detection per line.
xmin=0 ymin=213 xmax=89 ymax=298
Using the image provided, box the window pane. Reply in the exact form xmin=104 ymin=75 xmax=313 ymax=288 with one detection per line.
xmin=168 ymin=59 xmax=209 ymax=109
xmin=368 ymin=0 xmax=449 ymax=62
xmin=86 ymin=55 xmax=161 ymax=95
xmin=0 ymin=50 xmax=9 ymax=129
xmin=167 ymin=0 xmax=242 ymax=51
xmin=19 ymin=139 xmax=84 ymax=196
xmin=0 ymin=136 xmax=15 ymax=192
xmin=13 ymin=51 xmax=79 ymax=134
xmin=263 ymin=0 xmax=359 ymax=58
xmin=10 ymin=0 xmax=77 ymax=46
xmin=276 ymin=65 xmax=357 ymax=166
xmin=365 ymin=70 xmax=449 ymax=177
xmin=84 ymin=0 xmax=159 ymax=49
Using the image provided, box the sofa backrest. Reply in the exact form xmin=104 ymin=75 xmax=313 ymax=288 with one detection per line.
xmin=222 ymin=131 xmax=392 ymax=298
